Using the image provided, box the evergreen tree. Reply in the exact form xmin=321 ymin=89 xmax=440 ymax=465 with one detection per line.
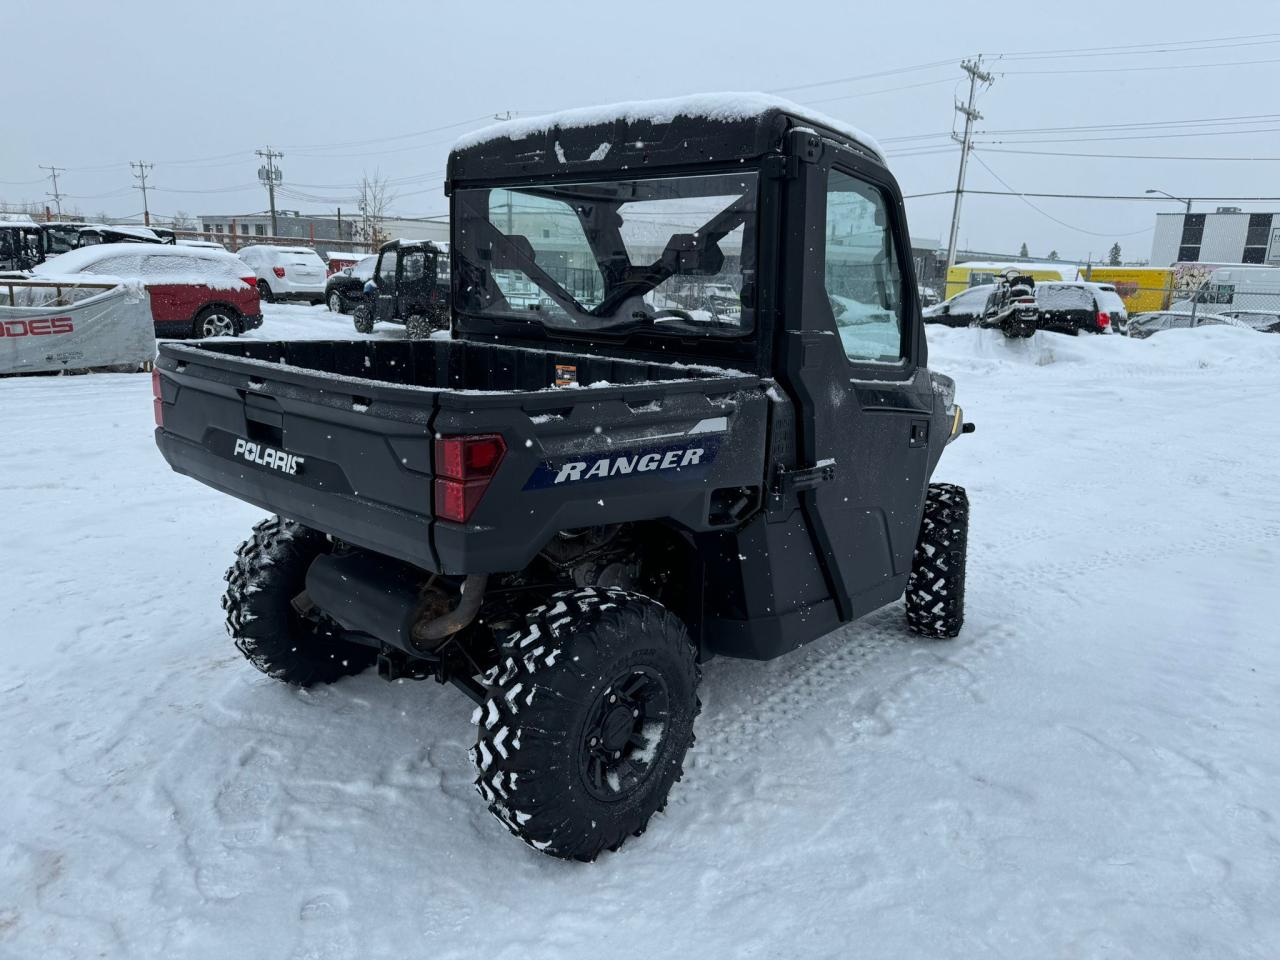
xmin=1108 ymin=243 xmax=1122 ymax=266
xmin=1019 ymin=242 xmax=1029 ymax=258
xmin=1048 ymin=249 xmax=1059 ymax=260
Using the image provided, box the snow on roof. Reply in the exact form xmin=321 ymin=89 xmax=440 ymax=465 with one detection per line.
xmin=958 ymin=260 xmax=1079 ymax=272
xmin=326 ymin=250 xmax=369 ymax=261
xmin=454 ymin=92 xmax=884 ymax=160
xmin=32 ymin=242 xmax=245 ymax=276
xmin=86 ymin=225 xmax=160 ymax=241
xmin=0 ymin=219 xmax=40 ymax=229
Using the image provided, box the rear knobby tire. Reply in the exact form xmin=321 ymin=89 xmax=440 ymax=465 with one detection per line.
xmin=471 ymin=587 xmax=700 ymax=861
xmin=222 ymin=516 xmax=377 ymax=686
xmin=404 ymin=313 xmax=432 ymax=340
xmin=905 ymin=483 xmax=969 ymax=639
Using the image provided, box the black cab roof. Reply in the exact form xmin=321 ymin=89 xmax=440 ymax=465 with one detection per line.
xmin=446 ymin=92 xmax=884 ymax=188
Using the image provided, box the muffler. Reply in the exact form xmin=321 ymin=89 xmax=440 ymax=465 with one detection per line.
xmin=304 ymin=552 xmax=485 ymax=655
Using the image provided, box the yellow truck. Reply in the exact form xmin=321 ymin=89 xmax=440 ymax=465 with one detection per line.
xmin=944 ymin=261 xmax=1079 ymax=299
xmin=1080 ymin=266 xmax=1175 ymax=313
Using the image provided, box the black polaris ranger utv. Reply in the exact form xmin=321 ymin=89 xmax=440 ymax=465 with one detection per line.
xmin=153 ymin=94 xmax=973 ymax=861
xmin=351 ymin=238 xmax=450 ymax=339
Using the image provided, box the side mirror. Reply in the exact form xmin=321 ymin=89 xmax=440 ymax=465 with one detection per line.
xmin=939 ymin=304 xmax=950 ymax=315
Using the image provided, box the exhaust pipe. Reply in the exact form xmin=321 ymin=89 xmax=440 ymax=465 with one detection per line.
xmin=305 ymin=553 xmax=486 ymax=655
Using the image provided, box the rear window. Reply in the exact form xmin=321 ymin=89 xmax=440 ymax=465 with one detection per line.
xmin=1095 ymin=288 xmax=1127 ymax=316
xmin=1037 ymin=284 xmax=1094 ymax=312
xmin=132 ymin=253 xmax=242 ymax=284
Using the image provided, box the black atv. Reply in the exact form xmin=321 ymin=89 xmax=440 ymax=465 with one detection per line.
xmin=979 ymin=271 xmax=1039 ymax=339
xmin=351 ymin=238 xmax=450 ymax=339
xmin=153 ymin=95 xmax=974 ymax=861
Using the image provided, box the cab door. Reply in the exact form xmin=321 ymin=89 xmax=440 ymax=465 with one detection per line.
xmin=779 ymin=147 xmax=934 ymax=622
xmin=397 ymin=247 xmax=430 ymax=317
xmin=373 ymin=248 xmax=398 ymax=322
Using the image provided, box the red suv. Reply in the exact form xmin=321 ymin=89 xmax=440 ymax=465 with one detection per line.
xmin=33 ymin=243 xmax=262 ymax=337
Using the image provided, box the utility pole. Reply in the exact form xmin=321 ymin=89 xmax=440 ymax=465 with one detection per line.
xmin=944 ymin=58 xmax=994 ymax=273
xmin=256 ymin=147 xmax=284 ymax=236
xmin=40 ymin=165 xmax=65 ymax=219
xmin=131 ymin=161 xmax=154 ymax=226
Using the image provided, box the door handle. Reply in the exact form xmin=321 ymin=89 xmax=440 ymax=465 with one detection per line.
xmin=909 ymin=419 xmax=929 ymax=448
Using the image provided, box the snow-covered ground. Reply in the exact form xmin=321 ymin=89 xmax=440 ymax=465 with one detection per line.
xmin=2 ymin=314 xmax=1279 ymax=959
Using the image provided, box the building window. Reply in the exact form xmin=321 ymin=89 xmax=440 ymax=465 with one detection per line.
xmin=254 ymin=224 xmax=266 ymax=236
xmin=240 ymin=223 xmax=249 ymax=234
xmin=1180 ymin=214 xmax=1205 ymax=246
xmin=1246 ymin=213 xmax=1272 ymax=246
xmin=214 ymin=224 xmax=223 ymax=234
xmin=1177 ymin=245 xmax=1200 ymax=263
xmin=1242 ymin=247 xmax=1266 ymax=264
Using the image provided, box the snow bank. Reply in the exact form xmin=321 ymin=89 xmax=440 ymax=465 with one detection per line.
xmin=454 ymin=92 xmax=884 ymax=160
xmin=928 ymin=323 xmax=1280 ymax=375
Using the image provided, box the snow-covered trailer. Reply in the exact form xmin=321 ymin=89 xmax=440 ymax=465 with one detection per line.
xmin=0 ymin=278 xmax=155 ymax=374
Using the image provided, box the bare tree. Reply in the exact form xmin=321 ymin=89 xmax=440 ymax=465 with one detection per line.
xmin=358 ymin=169 xmax=397 ymax=247
xmin=170 ymin=210 xmax=196 ymax=232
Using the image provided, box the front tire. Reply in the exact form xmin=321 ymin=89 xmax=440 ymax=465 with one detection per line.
xmin=353 ymin=303 xmax=374 ymax=334
xmin=905 ymin=483 xmax=969 ymax=639
xmin=222 ymin=516 xmax=377 ymax=686
xmin=472 ymin=587 xmax=700 ymax=861
xmin=327 ymin=291 xmax=345 ymax=314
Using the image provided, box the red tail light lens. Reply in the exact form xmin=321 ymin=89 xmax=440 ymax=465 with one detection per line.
xmin=152 ymin=367 xmax=164 ymax=427
xmin=1097 ymin=311 xmax=1110 ymax=328
xmin=433 ymin=434 xmax=506 ymax=522
xmin=272 ymin=266 xmax=286 ymax=278
xmin=241 ymin=275 xmax=257 ymax=288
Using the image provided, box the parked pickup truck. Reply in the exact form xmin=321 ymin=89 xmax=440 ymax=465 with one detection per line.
xmin=153 ymin=93 xmax=973 ymax=862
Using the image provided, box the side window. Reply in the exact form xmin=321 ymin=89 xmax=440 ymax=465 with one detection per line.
xmin=823 ymin=169 xmax=905 ymax=364
xmin=377 ymin=251 xmax=398 ymax=285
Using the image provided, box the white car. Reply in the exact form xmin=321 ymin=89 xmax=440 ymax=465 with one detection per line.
xmin=237 ymin=245 xmax=327 ymax=304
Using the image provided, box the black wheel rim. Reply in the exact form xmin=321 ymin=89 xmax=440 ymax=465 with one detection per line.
xmin=579 ymin=667 xmax=671 ymax=802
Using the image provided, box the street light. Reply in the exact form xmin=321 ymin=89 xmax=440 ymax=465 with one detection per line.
xmin=1146 ymin=188 xmax=1192 ymax=214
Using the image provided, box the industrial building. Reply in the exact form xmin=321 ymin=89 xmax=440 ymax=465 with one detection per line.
xmin=1150 ymin=208 xmax=1280 ymax=267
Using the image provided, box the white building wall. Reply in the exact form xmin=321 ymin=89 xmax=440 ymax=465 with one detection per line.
xmin=1150 ymin=214 xmax=1182 ymax=266
xmin=1199 ymin=213 xmax=1250 ymax=262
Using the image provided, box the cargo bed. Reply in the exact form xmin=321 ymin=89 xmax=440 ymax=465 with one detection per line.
xmin=154 ymin=338 xmax=771 ymax=574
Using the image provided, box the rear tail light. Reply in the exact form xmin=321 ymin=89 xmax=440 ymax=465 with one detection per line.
xmin=433 ymin=434 xmax=506 ymax=523
xmin=273 ymin=266 xmax=286 ymax=278
xmin=1097 ymin=311 xmax=1110 ymax=328
xmin=241 ymin=275 xmax=257 ymax=288
xmin=152 ymin=367 xmax=164 ymax=427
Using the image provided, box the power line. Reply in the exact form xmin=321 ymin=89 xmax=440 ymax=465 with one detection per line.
xmin=969 ymin=153 xmax=1153 ymax=238
xmin=767 ymin=58 xmax=959 ymax=95
xmin=1001 ymin=55 xmax=1280 ymax=76
xmin=977 ymin=147 xmax=1280 ymax=162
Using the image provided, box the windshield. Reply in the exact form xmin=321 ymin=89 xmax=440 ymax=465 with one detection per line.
xmin=454 ymin=170 xmax=758 ymax=337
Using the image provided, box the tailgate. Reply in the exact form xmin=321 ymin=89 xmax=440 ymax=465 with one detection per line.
xmin=154 ymin=344 xmax=442 ymax=570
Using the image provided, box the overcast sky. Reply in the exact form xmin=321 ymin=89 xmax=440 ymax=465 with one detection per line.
xmin=6 ymin=0 xmax=1278 ymax=262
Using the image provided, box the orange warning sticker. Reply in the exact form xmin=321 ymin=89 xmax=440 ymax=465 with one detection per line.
xmin=554 ymin=363 xmax=578 ymax=388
